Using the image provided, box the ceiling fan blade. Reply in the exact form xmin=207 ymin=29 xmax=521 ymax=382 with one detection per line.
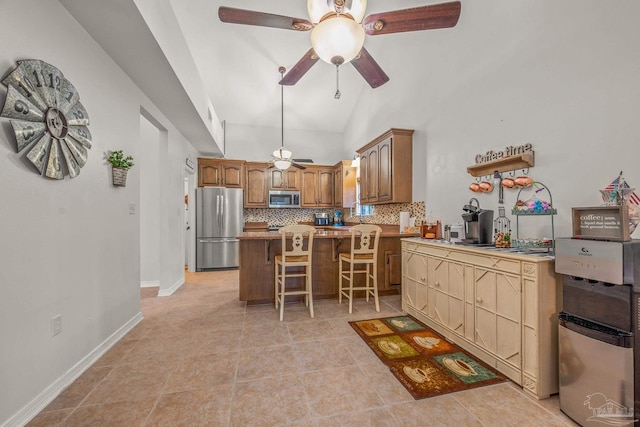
xmin=362 ymin=1 xmax=461 ymax=36
xmin=351 ymin=47 xmax=390 ymax=88
xmin=218 ymin=7 xmax=312 ymax=31
xmin=279 ymin=49 xmax=320 ymax=86
xmin=291 ymin=162 xmax=306 ymax=170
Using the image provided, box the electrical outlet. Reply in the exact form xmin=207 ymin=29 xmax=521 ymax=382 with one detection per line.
xmin=129 ymin=202 xmax=136 ymax=215
xmin=51 ymin=315 xmax=62 ymax=337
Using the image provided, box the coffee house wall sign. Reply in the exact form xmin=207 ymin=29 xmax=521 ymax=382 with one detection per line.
xmin=0 ymin=59 xmax=92 ymax=180
xmin=467 ymin=143 xmax=535 ymax=177
xmin=474 ymin=143 xmax=533 ymax=165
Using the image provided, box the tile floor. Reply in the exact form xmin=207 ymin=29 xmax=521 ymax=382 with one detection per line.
xmin=27 ymin=270 xmax=579 ymax=426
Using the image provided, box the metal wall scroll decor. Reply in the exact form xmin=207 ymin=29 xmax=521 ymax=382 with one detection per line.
xmin=0 ymin=59 xmax=92 ymax=179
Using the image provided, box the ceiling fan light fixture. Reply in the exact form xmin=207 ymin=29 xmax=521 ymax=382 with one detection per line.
xmin=307 ymin=0 xmax=368 ymax=24
xmin=274 ymin=159 xmax=292 ymax=170
xmin=273 ymin=147 xmax=292 ymax=160
xmin=310 ymin=16 xmax=365 ymax=65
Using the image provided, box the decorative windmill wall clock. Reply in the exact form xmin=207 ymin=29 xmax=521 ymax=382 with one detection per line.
xmin=1 ymin=59 xmax=91 ymax=179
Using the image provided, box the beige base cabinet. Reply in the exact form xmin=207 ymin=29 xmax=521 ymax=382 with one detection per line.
xmin=401 ymin=239 xmax=560 ymax=399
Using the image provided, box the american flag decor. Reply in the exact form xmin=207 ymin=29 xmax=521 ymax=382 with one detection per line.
xmin=605 ymin=175 xmax=640 ymax=205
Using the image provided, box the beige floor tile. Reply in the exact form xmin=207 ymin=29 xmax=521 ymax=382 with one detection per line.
xmin=292 ymin=338 xmax=358 ymax=372
xmin=145 ymin=385 xmax=233 ymax=427
xmin=358 ymin=361 xmax=413 ymax=405
xmin=62 ymin=397 xmax=156 ymax=426
xmin=236 ymin=344 xmax=300 ymax=382
xmin=316 ymin=407 xmax=402 ymax=427
xmin=43 ymin=366 xmax=113 ymax=411
xmin=240 ymin=321 xmax=291 ymax=348
xmin=388 ymin=394 xmax=483 ymax=427
xmin=163 ymin=352 xmax=238 ymax=393
xmin=82 ymin=362 xmax=175 ymax=405
xmin=287 ymin=319 xmax=338 ymax=342
xmin=93 ymin=339 xmax=138 ymax=367
xmin=26 ymin=408 xmax=73 ymax=427
xmin=187 ymin=328 xmax=242 ymax=356
xmin=452 ymin=383 xmax=569 ymax=427
xmin=230 ymin=375 xmax=310 ymax=426
xmin=302 ymin=366 xmax=385 ymax=418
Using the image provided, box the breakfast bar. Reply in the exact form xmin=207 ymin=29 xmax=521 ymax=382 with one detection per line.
xmin=238 ymin=225 xmax=415 ymax=303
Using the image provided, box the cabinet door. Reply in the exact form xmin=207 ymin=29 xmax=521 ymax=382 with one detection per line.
xmin=447 ymin=261 xmax=465 ymax=335
xmin=377 ymin=138 xmax=392 ymax=202
xmin=317 ymin=168 xmax=334 ymax=207
xmin=222 ymin=161 xmax=243 ymax=188
xmin=285 ymin=169 xmax=300 ymax=190
xmin=359 ymin=152 xmax=368 ymax=203
xmin=428 ymin=257 xmax=449 ymax=326
xmin=402 ymin=250 xmax=428 ymax=313
xmin=334 ymin=166 xmax=343 ymax=208
xmin=474 ymin=267 xmax=521 ymax=368
xmin=199 ymin=163 xmax=221 ymax=186
xmin=384 ymin=251 xmax=401 ymax=289
xmin=366 ymin=147 xmax=378 ymax=202
xmin=301 ymin=169 xmax=318 ymax=207
xmin=244 ymin=164 xmax=268 ymax=207
xmin=269 ymin=169 xmax=286 ymax=190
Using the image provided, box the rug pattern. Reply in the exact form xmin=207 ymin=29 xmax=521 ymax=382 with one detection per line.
xmin=350 ymin=315 xmax=506 ymax=399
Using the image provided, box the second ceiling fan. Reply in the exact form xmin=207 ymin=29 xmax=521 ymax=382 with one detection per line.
xmin=218 ymin=0 xmax=462 ymax=89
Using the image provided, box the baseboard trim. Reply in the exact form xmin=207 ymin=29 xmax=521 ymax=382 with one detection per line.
xmin=2 ymin=313 xmax=144 ymax=427
xmin=140 ymin=280 xmax=160 ymax=288
xmin=158 ymin=277 xmax=185 ymax=297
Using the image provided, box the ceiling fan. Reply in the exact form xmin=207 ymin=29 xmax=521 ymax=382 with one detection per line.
xmin=218 ymin=1 xmax=461 ymax=89
xmin=270 ymin=66 xmax=306 ymax=171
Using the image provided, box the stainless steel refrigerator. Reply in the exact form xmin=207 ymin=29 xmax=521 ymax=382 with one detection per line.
xmin=196 ymin=187 xmax=244 ymax=270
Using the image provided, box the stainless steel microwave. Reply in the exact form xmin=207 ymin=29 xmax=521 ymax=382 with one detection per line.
xmin=268 ymin=190 xmax=300 ymax=208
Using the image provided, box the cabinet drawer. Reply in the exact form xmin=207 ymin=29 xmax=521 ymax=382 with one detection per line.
xmin=447 ymin=251 xmax=521 ymax=275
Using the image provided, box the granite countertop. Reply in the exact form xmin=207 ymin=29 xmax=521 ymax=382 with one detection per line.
xmin=238 ymin=224 xmax=418 ymax=240
xmin=402 ymin=237 xmax=555 ymax=261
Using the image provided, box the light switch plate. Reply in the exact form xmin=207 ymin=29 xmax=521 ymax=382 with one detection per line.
xmin=129 ymin=202 xmax=136 ymax=215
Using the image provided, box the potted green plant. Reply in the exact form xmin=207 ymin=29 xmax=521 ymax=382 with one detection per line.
xmin=107 ymin=150 xmax=134 ymax=187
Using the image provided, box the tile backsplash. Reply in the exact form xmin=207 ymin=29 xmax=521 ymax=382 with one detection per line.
xmin=244 ymin=201 xmax=425 ymax=227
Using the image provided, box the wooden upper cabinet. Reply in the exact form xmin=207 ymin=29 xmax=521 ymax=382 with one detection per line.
xmin=198 ymin=158 xmax=244 ymax=188
xmin=301 ymin=166 xmax=333 ymax=207
xmin=334 ymin=160 xmax=357 ymax=208
xmin=356 ymin=128 xmax=414 ymax=205
xmin=244 ymin=162 xmax=269 ymax=208
xmin=269 ymin=168 xmax=300 ymax=191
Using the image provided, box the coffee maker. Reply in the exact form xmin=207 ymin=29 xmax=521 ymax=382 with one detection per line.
xmin=461 ymin=198 xmax=494 ymax=245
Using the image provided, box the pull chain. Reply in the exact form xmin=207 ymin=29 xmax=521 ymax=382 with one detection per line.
xmin=334 ymin=64 xmax=341 ymax=99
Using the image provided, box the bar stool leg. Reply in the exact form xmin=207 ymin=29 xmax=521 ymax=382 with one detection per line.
xmin=274 ymin=263 xmax=279 ymax=310
xmin=365 ymin=264 xmax=370 ymax=302
xmin=307 ymin=265 xmax=314 ymax=318
xmin=279 ymin=265 xmax=286 ymax=322
xmin=348 ymin=261 xmax=355 ymax=314
xmin=338 ymin=257 xmax=343 ymax=305
xmin=372 ymin=261 xmax=380 ymax=312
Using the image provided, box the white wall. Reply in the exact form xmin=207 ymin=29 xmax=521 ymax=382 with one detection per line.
xmin=139 ymin=115 xmax=161 ymax=286
xmin=224 ymin=122 xmax=345 ymax=165
xmin=0 ymin=1 xmax=198 ymax=424
xmin=342 ymin=1 xmax=640 ymax=239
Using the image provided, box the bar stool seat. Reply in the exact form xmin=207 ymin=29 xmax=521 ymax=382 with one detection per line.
xmin=274 ymin=225 xmax=316 ymax=321
xmin=338 ymin=224 xmax=383 ymax=314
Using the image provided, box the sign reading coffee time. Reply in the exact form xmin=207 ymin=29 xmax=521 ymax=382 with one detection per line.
xmin=474 ymin=143 xmax=533 ymax=164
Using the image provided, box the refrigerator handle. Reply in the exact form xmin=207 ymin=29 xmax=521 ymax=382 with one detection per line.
xmin=216 ymin=195 xmax=221 ymax=229
xmin=221 ymin=195 xmax=225 ymax=228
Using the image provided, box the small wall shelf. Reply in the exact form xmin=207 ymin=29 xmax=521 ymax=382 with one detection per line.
xmin=467 ymin=153 xmax=535 ymax=177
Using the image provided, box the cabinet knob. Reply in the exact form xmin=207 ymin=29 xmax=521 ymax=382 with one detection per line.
xmin=476 ymin=297 xmax=482 ymax=304
xmin=420 ymin=276 xmax=425 ymax=282
xmin=435 ymin=281 xmax=440 ymax=287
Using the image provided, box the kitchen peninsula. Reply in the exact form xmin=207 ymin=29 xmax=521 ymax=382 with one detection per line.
xmin=238 ymin=225 xmax=416 ymax=303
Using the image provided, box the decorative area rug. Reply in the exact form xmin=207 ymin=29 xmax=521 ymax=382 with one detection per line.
xmin=349 ymin=316 xmax=506 ymax=400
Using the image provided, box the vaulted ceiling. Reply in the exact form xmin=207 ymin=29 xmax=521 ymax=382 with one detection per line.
xmin=169 ymin=0 xmax=461 ymax=135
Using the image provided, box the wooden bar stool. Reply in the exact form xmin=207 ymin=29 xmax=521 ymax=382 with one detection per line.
xmin=274 ymin=225 xmax=316 ymax=321
xmin=338 ymin=224 xmax=382 ymax=314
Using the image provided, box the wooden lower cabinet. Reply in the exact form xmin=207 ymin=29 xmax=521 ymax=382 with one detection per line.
xmin=401 ymin=239 xmax=559 ymax=399
xmin=239 ymin=235 xmax=402 ymax=302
